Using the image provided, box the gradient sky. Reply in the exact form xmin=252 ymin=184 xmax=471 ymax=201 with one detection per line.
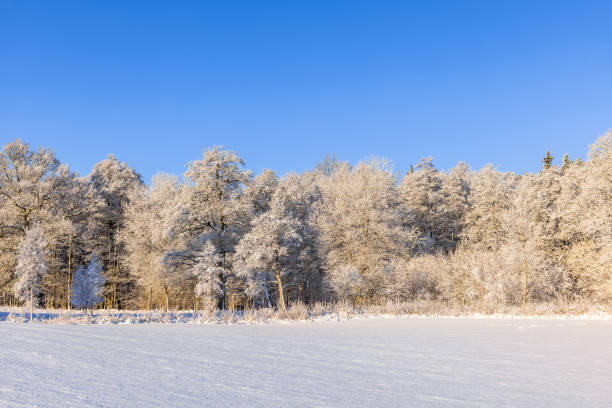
xmin=2 ymin=1 xmax=611 ymax=182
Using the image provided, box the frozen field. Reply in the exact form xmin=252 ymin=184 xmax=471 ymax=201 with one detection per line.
xmin=1 ymin=318 xmax=611 ymax=407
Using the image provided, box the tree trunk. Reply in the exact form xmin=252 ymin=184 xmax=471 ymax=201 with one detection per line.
xmin=164 ymin=286 xmax=169 ymax=313
xmin=522 ymin=256 xmax=528 ymax=305
xmin=193 ymin=292 xmax=197 ymax=317
xmin=275 ymin=267 xmax=287 ymax=315
xmin=66 ymin=234 xmax=72 ymax=309
xmin=521 ymin=240 xmax=528 ymax=306
xmin=30 ymin=287 xmax=33 ymax=321
xmin=264 ymin=286 xmax=272 ymax=308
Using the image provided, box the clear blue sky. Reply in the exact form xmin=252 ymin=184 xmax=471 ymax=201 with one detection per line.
xmin=2 ymin=1 xmax=611 ymax=182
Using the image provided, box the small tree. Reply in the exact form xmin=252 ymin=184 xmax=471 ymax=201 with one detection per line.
xmin=561 ymin=153 xmax=573 ymax=173
xmin=71 ymin=254 xmax=106 ymax=313
xmin=327 ymin=265 xmax=363 ymax=305
xmin=192 ymin=242 xmax=224 ymax=313
xmin=13 ymin=224 xmax=48 ymax=321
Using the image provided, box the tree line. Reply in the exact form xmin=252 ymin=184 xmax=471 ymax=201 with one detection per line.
xmin=2 ymin=133 xmax=612 ymax=312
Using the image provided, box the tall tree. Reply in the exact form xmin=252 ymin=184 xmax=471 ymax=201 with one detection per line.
xmin=542 ymin=151 xmax=554 ymax=170
xmin=462 ymin=165 xmax=518 ymax=251
xmin=437 ymin=162 xmax=472 ymax=251
xmin=317 ymin=158 xmax=420 ymax=302
xmin=13 ymin=224 xmax=47 ymax=320
xmin=400 ymin=157 xmax=443 ymax=251
xmin=173 ymin=147 xmax=252 ymax=310
xmin=234 ymin=189 xmax=303 ymax=312
xmin=0 ymin=140 xmax=73 ymax=302
xmin=88 ymin=154 xmax=143 ymax=309
xmin=120 ymin=173 xmax=182 ymax=310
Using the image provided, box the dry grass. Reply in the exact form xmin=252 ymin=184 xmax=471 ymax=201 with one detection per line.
xmin=2 ymin=300 xmax=611 ymax=324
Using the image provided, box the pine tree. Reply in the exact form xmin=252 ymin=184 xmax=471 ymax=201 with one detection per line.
xmin=542 ymin=151 xmax=554 ymax=170
xmin=13 ymin=224 xmax=47 ymax=320
xmin=561 ymin=153 xmax=573 ymax=173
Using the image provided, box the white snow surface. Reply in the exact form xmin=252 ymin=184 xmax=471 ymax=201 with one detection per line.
xmin=1 ymin=318 xmax=611 ymax=407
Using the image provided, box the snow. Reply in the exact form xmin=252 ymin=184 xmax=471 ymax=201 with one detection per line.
xmin=1 ymin=318 xmax=611 ymax=407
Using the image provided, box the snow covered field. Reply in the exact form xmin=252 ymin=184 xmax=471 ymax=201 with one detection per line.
xmin=1 ymin=318 xmax=611 ymax=407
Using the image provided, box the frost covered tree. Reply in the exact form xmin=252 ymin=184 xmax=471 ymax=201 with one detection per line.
xmin=503 ymin=176 xmax=541 ymax=304
xmin=234 ymin=190 xmax=303 ymax=312
xmin=317 ymin=158 xmax=420 ymax=302
xmin=315 ymin=153 xmax=344 ymax=176
xmin=120 ymin=173 xmax=182 ymax=310
xmin=561 ymin=153 xmax=573 ymax=174
xmin=191 ymin=242 xmax=224 ymax=312
xmin=562 ymin=131 xmax=612 ymax=301
xmin=0 ymin=140 xmax=72 ymax=302
xmin=462 ymin=165 xmax=517 ymax=251
xmin=274 ymin=172 xmax=324 ymax=304
xmin=71 ymin=254 xmax=105 ymax=312
xmin=13 ymin=224 xmax=47 ymax=319
xmin=172 ymin=146 xmax=252 ymax=310
xmin=542 ymin=151 xmax=554 ymax=170
xmin=49 ymin=174 xmax=103 ymax=309
xmin=5 ymin=133 xmax=612 ymax=312
xmin=242 ymin=169 xmax=278 ymax=217
xmin=437 ymin=162 xmax=472 ymax=251
xmin=88 ymin=154 xmax=143 ymax=309
xmin=400 ymin=157 xmax=443 ymax=251
xmin=326 ymin=265 xmax=363 ymax=304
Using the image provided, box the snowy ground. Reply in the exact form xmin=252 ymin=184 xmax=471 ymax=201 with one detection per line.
xmin=1 ymin=318 xmax=611 ymax=407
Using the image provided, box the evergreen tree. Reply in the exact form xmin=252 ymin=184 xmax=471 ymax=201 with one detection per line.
xmin=561 ymin=153 xmax=573 ymax=173
xmin=542 ymin=151 xmax=554 ymax=170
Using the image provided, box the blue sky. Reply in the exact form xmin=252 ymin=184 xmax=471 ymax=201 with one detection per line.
xmin=1 ymin=1 xmax=611 ymax=182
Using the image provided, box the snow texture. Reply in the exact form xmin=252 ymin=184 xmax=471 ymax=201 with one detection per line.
xmin=1 ymin=317 xmax=611 ymax=407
